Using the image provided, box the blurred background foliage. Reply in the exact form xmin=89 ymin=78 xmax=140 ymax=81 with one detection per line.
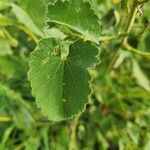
xmin=0 ymin=0 xmax=150 ymax=150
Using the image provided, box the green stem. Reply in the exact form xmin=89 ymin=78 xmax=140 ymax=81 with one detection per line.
xmin=59 ymin=26 xmax=83 ymax=40
xmin=138 ymin=0 xmax=150 ymax=4
xmin=69 ymin=117 xmax=79 ymax=150
xmin=123 ymin=42 xmax=150 ymax=58
xmin=125 ymin=0 xmax=138 ymax=34
xmin=106 ymin=52 xmax=120 ymax=74
xmin=18 ymin=25 xmax=39 ymax=43
xmin=121 ymin=0 xmax=150 ymax=58
xmin=0 ymin=116 xmax=13 ymax=122
xmin=123 ymin=0 xmax=138 ymax=44
xmin=99 ymin=33 xmax=127 ymax=42
xmin=106 ymin=0 xmax=138 ymax=74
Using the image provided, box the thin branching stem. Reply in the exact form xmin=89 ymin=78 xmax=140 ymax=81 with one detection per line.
xmin=138 ymin=0 xmax=150 ymax=4
xmin=123 ymin=0 xmax=138 ymax=44
xmin=123 ymin=42 xmax=150 ymax=58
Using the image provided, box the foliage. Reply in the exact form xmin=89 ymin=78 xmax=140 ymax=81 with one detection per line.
xmin=0 ymin=0 xmax=150 ymax=149
xmin=28 ymin=38 xmax=99 ymax=121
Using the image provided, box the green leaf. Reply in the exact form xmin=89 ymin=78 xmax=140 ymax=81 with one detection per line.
xmin=47 ymin=0 xmax=101 ymax=42
xmin=43 ymin=27 xmax=67 ymax=40
xmin=11 ymin=3 xmax=42 ymax=36
xmin=0 ymin=83 xmax=34 ymax=128
xmin=0 ymin=125 xmax=14 ymax=150
xmin=18 ymin=0 xmax=46 ymax=32
xmin=132 ymin=59 xmax=150 ymax=92
xmin=0 ymin=14 xmax=14 ymax=26
xmin=25 ymin=137 xmax=40 ymax=150
xmin=138 ymin=32 xmax=150 ymax=52
xmin=0 ymin=38 xmax=12 ymax=56
xmin=127 ymin=122 xmax=140 ymax=144
xmin=0 ymin=1 xmax=9 ymax=11
xmin=145 ymin=140 xmax=150 ymax=150
xmin=28 ymin=38 xmax=99 ymax=121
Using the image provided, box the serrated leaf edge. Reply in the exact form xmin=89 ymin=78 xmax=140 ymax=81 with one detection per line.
xmin=46 ymin=0 xmax=101 ymax=43
xmin=28 ymin=38 xmax=100 ymax=121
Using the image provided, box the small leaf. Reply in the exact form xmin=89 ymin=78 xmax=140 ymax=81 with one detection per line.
xmin=28 ymin=38 xmax=99 ymax=121
xmin=127 ymin=122 xmax=140 ymax=144
xmin=132 ymin=59 xmax=150 ymax=91
xmin=47 ymin=0 xmax=101 ymax=42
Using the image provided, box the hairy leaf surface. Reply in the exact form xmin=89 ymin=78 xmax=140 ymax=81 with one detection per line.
xmin=47 ymin=0 xmax=101 ymax=42
xmin=28 ymin=38 xmax=99 ymax=121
